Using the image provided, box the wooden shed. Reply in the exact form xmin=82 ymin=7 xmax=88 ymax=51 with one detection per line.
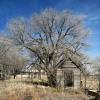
xmin=57 ymin=61 xmax=82 ymax=89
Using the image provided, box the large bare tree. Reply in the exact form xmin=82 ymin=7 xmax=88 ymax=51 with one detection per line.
xmin=7 ymin=8 xmax=89 ymax=86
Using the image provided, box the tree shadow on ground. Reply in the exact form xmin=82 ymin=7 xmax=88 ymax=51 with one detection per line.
xmin=23 ymin=80 xmax=49 ymax=87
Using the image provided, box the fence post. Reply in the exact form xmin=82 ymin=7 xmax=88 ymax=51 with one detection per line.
xmin=98 ymin=75 xmax=100 ymax=91
xmin=85 ymin=74 xmax=87 ymax=89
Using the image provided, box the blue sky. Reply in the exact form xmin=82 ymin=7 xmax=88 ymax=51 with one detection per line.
xmin=0 ymin=0 xmax=100 ymax=58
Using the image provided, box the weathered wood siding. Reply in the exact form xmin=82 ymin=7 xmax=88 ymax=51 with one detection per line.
xmin=73 ymin=68 xmax=81 ymax=89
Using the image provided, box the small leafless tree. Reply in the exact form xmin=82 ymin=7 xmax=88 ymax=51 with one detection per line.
xmin=7 ymin=49 xmax=27 ymax=79
xmin=0 ymin=38 xmax=12 ymax=79
xmin=92 ymin=57 xmax=100 ymax=90
xmin=7 ymin=8 xmax=89 ymax=87
xmin=0 ymin=37 xmax=27 ymax=79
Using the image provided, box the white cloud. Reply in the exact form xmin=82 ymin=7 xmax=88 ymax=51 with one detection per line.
xmin=78 ymin=14 xmax=88 ymax=20
xmin=78 ymin=13 xmax=100 ymax=22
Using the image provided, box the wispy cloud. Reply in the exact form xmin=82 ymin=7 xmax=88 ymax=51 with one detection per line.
xmin=78 ymin=13 xmax=100 ymax=21
xmin=79 ymin=13 xmax=100 ymax=25
xmin=89 ymin=16 xmax=100 ymax=21
xmin=88 ymin=15 xmax=100 ymax=24
xmin=78 ymin=14 xmax=88 ymax=19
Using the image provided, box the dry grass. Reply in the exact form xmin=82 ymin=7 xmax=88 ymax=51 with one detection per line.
xmin=0 ymin=78 xmax=89 ymax=100
xmin=81 ymin=76 xmax=99 ymax=90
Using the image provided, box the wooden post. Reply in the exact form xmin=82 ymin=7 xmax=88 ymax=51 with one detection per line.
xmin=99 ymin=75 xmax=100 ymax=91
xmin=80 ymin=71 xmax=82 ymax=87
xmin=85 ymin=74 xmax=87 ymax=89
xmin=38 ymin=70 xmax=41 ymax=80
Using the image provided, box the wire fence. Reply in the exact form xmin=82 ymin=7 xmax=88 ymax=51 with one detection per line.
xmin=81 ymin=75 xmax=99 ymax=90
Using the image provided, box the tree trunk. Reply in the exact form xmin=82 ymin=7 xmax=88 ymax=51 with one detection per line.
xmin=14 ymin=74 xmax=16 ymax=79
xmin=47 ymin=71 xmax=57 ymax=87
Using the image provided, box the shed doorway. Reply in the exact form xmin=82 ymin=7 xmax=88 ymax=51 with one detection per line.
xmin=64 ymin=70 xmax=74 ymax=87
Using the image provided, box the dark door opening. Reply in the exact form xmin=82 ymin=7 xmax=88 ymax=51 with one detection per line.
xmin=64 ymin=70 xmax=74 ymax=87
